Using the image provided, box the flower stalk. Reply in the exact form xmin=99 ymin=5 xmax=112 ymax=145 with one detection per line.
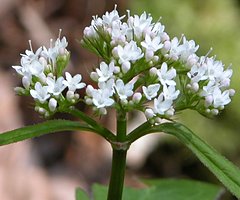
xmin=107 ymin=111 xmax=128 ymax=200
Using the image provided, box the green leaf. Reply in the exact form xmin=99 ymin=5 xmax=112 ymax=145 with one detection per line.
xmin=90 ymin=179 xmax=222 ymax=200
xmin=145 ymin=179 xmax=223 ymax=200
xmin=145 ymin=122 xmax=240 ymax=198
xmin=75 ymin=187 xmax=90 ymax=200
xmin=0 ymin=120 xmax=95 ymax=146
xmin=92 ymin=184 xmax=108 ymax=200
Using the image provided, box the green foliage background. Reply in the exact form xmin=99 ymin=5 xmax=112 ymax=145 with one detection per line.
xmin=129 ymin=0 xmax=240 ymax=162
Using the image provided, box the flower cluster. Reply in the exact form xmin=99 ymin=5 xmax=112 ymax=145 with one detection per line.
xmin=12 ymin=6 xmax=235 ymax=122
xmin=82 ymin=5 xmax=234 ymax=121
xmin=13 ymin=33 xmax=86 ymax=117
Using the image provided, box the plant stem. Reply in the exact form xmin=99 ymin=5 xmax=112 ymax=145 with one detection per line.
xmin=107 ymin=112 xmax=128 ymax=200
xmin=107 ymin=149 xmax=127 ymax=200
xmin=63 ymin=107 xmax=116 ymax=142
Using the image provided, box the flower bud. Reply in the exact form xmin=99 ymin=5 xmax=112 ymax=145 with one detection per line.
xmin=83 ymin=27 xmax=96 ymax=38
xmin=74 ymin=93 xmax=80 ymax=99
xmin=39 ymin=57 xmax=47 ymax=68
xmin=155 ymin=117 xmax=162 ymax=124
xmin=162 ymin=40 xmax=171 ymax=53
xmin=38 ymin=107 xmax=46 ymax=114
xmin=122 ymin=61 xmax=131 ymax=73
xmin=48 ymin=98 xmax=57 ymax=112
xmin=66 ymin=90 xmax=75 ymax=101
xmin=211 ymin=109 xmax=219 ymax=115
xmin=59 ymin=47 xmax=66 ymax=56
xmin=206 ymin=108 xmax=211 ymax=113
xmin=86 ymin=85 xmax=94 ymax=96
xmin=219 ymin=105 xmax=224 ymax=110
xmin=90 ymin=72 xmax=99 ymax=81
xmin=22 ymin=76 xmax=31 ymax=89
xmin=205 ymin=95 xmax=213 ymax=107
xmin=121 ymin=99 xmax=128 ymax=105
xmin=166 ymin=108 xmax=174 ymax=117
xmin=161 ymin=32 xmax=170 ymax=42
xmin=14 ymin=87 xmax=26 ymax=95
xmin=132 ymin=92 xmax=142 ymax=103
xmin=191 ymin=82 xmax=199 ymax=92
xmin=145 ymin=50 xmax=154 ymax=61
xmin=152 ymin=56 xmax=159 ymax=62
xmin=85 ymin=97 xmax=93 ymax=105
xmin=229 ymin=89 xmax=235 ymax=97
xmin=112 ymin=47 xmax=119 ymax=58
xmin=145 ymin=108 xmax=155 ymax=119
xmin=149 ymin=67 xmax=158 ymax=76
xmin=114 ymin=66 xmax=120 ymax=74
xmin=44 ymin=111 xmax=50 ymax=118
xmin=99 ymin=107 xmax=107 ymax=115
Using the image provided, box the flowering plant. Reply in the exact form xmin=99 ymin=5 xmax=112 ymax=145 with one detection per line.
xmin=1 ymin=5 xmax=240 ymax=200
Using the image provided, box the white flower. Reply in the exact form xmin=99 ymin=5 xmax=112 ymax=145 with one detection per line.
xmin=113 ymin=41 xmax=144 ymax=64
xmin=201 ymin=81 xmax=215 ymax=97
xmin=178 ymin=37 xmax=199 ymax=62
xmin=111 ymin=22 xmax=128 ymax=45
xmin=41 ymin=37 xmax=68 ymax=64
xmin=202 ymin=83 xmax=231 ymax=109
xmin=46 ymin=76 xmax=66 ymax=96
xmin=27 ymin=60 xmax=45 ymax=76
xmin=20 ymin=46 xmax=42 ymax=66
xmin=83 ymin=25 xmax=98 ymax=38
xmin=54 ymin=36 xmax=68 ymax=55
xmin=98 ymin=79 xmax=115 ymax=95
xmin=114 ymin=79 xmax=135 ymax=100
xmin=166 ymin=37 xmax=180 ymax=60
xmin=96 ymin=61 xmax=115 ymax=82
xmin=218 ymin=68 xmax=232 ymax=88
xmin=128 ymin=12 xmax=152 ymax=39
xmin=30 ymin=82 xmax=50 ymax=103
xmin=157 ymin=62 xmax=176 ymax=86
xmin=102 ymin=5 xmax=125 ymax=28
xmin=63 ymin=72 xmax=86 ymax=92
xmin=212 ymin=87 xmax=231 ymax=108
xmin=153 ymin=93 xmax=173 ymax=115
xmin=142 ymin=84 xmax=160 ymax=100
xmin=13 ymin=58 xmax=44 ymax=78
xmin=92 ymin=88 xmax=115 ymax=108
xmin=162 ymin=85 xmax=180 ymax=101
xmin=205 ymin=57 xmax=224 ymax=82
xmin=187 ymin=63 xmax=207 ymax=83
xmin=150 ymin=22 xmax=165 ymax=38
xmin=141 ymin=34 xmax=163 ymax=53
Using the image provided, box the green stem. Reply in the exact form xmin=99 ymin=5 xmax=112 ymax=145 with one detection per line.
xmin=107 ymin=112 xmax=128 ymax=200
xmin=63 ymin=107 xmax=116 ymax=142
xmin=127 ymin=121 xmax=152 ymax=143
xmin=107 ymin=149 xmax=127 ymax=200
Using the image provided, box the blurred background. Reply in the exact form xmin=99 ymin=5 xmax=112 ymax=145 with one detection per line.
xmin=0 ymin=0 xmax=240 ymax=199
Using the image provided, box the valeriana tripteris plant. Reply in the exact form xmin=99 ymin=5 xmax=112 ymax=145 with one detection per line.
xmin=0 ymin=5 xmax=239 ymax=200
